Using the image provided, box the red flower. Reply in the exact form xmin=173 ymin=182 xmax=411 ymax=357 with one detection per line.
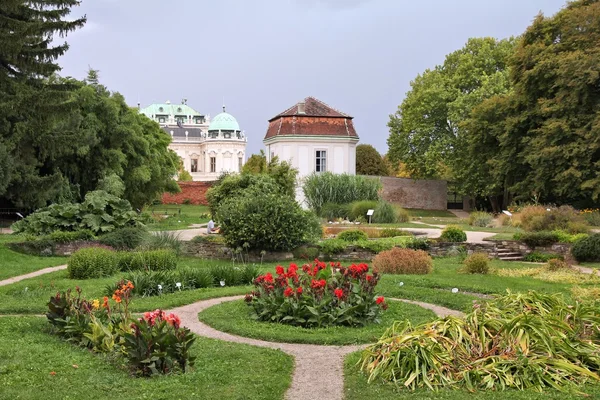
xmin=296 ymin=287 xmax=303 ymax=295
xmin=376 ymin=296 xmax=385 ymax=305
xmin=366 ymin=275 xmax=372 ymax=282
xmin=275 ymin=265 xmax=285 ymax=275
xmin=311 ymin=279 xmax=326 ymax=289
xmin=283 ymin=287 xmax=294 ymax=297
xmin=264 ymin=273 xmax=274 ymax=283
xmin=334 ymin=288 xmax=344 ymax=299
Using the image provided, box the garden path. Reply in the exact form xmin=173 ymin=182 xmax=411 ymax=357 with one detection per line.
xmin=0 ymin=264 xmax=67 ymax=287
xmin=168 ymin=295 xmax=462 ymax=400
xmin=572 ymin=265 xmax=600 ymax=276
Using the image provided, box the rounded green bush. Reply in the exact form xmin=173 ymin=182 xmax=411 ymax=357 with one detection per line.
xmin=99 ymin=227 xmax=149 ymax=250
xmin=337 ymin=229 xmax=368 ymax=242
xmin=440 ymin=225 xmax=467 ymax=242
xmin=519 ymin=231 xmax=560 ymax=247
xmin=118 ymin=249 xmax=178 ymax=271
xmin=372 ymin=200 xmax=397 ymax=223
xmin=546 ymin=259 xmax=569 ymax=271
xmin=468 ymin=211 xmax=493 ymax=227
xmin=320 ymin=203 xmax=352 ymax=220
xmin=350 ymin=200 xmax=378 ymax=221
xmin=571 ymin=233 xmax=600 ymax=262
xmin=396 ymin=208 xmax=410 ymax=223
xmin=464 ymin=253 xmax=489 ymax=274
xmin=67 ymin=247 xmax=118 ymax=279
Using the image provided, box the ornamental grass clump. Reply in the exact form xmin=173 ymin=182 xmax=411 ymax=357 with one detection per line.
xmin=463 ymin=252 xmax=490 ymax=274
xmin=245 ymin=260 xmax=388 ymax=328
xmin=372 ymin=248 xmax=433 ymax=275
xmin=360 ymin=290 xmax=600 ymax=392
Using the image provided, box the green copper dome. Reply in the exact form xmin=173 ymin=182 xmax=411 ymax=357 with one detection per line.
xmin=208 ymin=110 xmax=240 ymax=132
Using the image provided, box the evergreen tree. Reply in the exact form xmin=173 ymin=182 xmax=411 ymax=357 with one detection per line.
xmin=356 ymin=144 xmax=388 ymax=176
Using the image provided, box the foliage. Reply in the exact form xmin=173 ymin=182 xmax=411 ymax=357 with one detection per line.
xmin=98 ymin=227 xmax=149 ymax=250
xmin=571 ymin=234 xmax=600 ymax=262
xmin=372 ymin=248 xmax=433 ymax=275
xmin=523 ymin=252 xmax=563 ymax=263
xmin=217 ymin=188 xmax=321 ymax=251
xmin=240 ymin=150 xmax=299 ymax=198
xmin=360 ymin=291 xmax=600 ymax=391
xmin=140 ymin=230 xmax=182 ymax=255
xmin=396 ymin=207 xmax=410 ymax=223
xmin=387 ymin=37 xmax=515 ymax=181
xmin=406 ymin=237 xmax=431 ymax=251
xmin=521 ymin=206 xmax=588 ymax=233
xmin=379 ymin=228 xmax=406 ymax=238
xmin=291 ymin=246 xmax=321 ymax=260
xmin=246 ymin=260 xmax=388 ymax=328
xmin=350 ymin=200 xmax=378 ymax=221
xmin=67 ymin=248 xmax=119 ymax=279
xmin=178 ymin=170 xmax=193 ymax=182
xmin=372 ymin=200 xmax=397 ymax=223
xmin=439 ymin=226 xmax=467 ymax=242
xmin=12 ymin=190 xmax=144 ymax=235
xmin=518 ymin=231 xmax=560 ymax=247
xmin=494 ymin=267 xmax=600 ymax=285
xmin=338 ymin=230 xmax=369 ymax=242
xmin=302 ymin=172 xmax=381 ymax=213
xmin=468 ymin=211 xmax=493 ymax=227
xmin=319 ymin=203 xmax=352 ymax=220
xmin=463 ymin=253 xmax=489 ymax=274
xmin=581 ymin=209 xmax=600 ymax=226
xmin=356 ymin=144 xmax=389 ymax=176
xmin=546 ymin=259 xmax=569 ymax=272
xmin=117 ymin=249 xmax=178 ymax=272
xmin=318 ymin=239 xmax=348 ymax=255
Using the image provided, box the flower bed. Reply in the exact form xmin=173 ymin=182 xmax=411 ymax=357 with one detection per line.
xmin=46 ymin=282 xmax=195 ymax=376
xmin=245 ymin=260 xmax=388 ymax=328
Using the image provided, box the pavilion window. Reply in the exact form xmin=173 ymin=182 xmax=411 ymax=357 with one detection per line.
xmin=315 ymin=150 xmax=327 ymax=173
xmin=210 ymin=157 xmax=216 ymax=173
xmin=191 ymin=159 xmax=198 ymax=173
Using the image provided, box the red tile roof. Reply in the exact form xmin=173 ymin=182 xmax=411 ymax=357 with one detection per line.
xmin=264 ymin=97 xmax=359 ymax=140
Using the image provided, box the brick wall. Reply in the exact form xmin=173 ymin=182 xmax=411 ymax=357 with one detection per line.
xmin=379 ymin=177 xmax=447 ymax=210
xmin=161 ymin=181 xmax=213 ymax=205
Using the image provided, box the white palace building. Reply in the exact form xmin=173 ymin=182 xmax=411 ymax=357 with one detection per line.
xmin=140 ymin=100 xmax=247 ymax=181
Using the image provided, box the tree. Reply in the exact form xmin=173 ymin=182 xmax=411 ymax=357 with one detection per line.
xmin=242 ymin=150 xmax=268 ymax=174
xmin=356 ymin=144 xmax=388 ymax=176
xmin=387 ymin=37 xmax=516 ymax=180
xmin=242 ymin=150 xmax=298 ymax=197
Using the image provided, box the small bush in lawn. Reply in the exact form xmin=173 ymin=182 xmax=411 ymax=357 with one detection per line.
xmin=372 ymin=248 xmax=432 ymax=274
xmin=119 ymin=249 xmax=177 ymax=272
xmin=372 ymin=200 xmax=397 ymax=223
xmin=571 ymin=233 xmax=600 ymax=262
xmin=246 ymin=260 xmax=387 ymax=327
xmin=99 ymin=227 xmax=149 ymax=250
xmin=68 ymin=247 xmax=118 ymax=279
xmin=523 ymin=252 xmax=563 ymax=263
xmin=338 ymin=229 xmax=368 ymax=242
xmin=440 ymin=225 xmax=467 ymax=242
xmin=320 ymin=203 xmax=352 ymax=220
xmin=468 ymin=211 xmax=493 ymax=227
xmin=350 ymin=200 xmax=378 ymax=221
xmin=379 ymin=228 xmax=406 ymax=238
xmin=406 ymin=237 xmax=430 ymax=250
xmin=396 ymin=207 xmax=410 ymax=223
xmin=464 ymin=253 xmax=489 ymax=274
xmin=519 ymin=231 xmax=560 ymax=247
xmin=546 ymin=259 xmax=569 ymax=272
xmin=141 ymin=231 xmax=182 ymax=255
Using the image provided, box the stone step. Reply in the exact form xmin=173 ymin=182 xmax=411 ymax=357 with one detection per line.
xmin=495 ymin=252 xmax=522 ymax=257
xmin=498 ymin=256 xmax=524 ymax=261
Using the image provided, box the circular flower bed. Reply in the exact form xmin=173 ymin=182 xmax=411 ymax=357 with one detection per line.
xmin=245 ymin=260 xmax=388 ymax=328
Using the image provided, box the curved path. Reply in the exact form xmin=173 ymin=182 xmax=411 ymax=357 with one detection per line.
xmin=168 ymin=295 xmax=462 ymax=400
xmin=0 ymin=264 xmax=67 ymax=287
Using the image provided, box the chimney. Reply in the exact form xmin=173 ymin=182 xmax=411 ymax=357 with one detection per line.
xmin=297 ymin=101 xmax=306 ymax=114
xmin=137 ymin=102 xmax=140 ymax=109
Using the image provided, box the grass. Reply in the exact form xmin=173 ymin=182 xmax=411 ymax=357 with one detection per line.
xmin=145 ymin=204 xmax=211 ymax=231
xmin=198 ymin=299 xmax=436 ymax=345
xmin=404 ymin=209 xmax=457 ymax=218
xmin=485 ymin=232 xmax=516 ymax=241
xmin=579 ymin=261 xmax=600 ymax=269
xmin=0 ymin=317 xmax=293 ymax=400
xmin=343 ymin=352 xmax=600 ymax=400
xmin=0 ymin=239 xmax=67 ymax=280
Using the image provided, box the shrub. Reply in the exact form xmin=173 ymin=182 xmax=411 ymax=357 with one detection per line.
xmin=319 ymin=203 xmax=352 ymax=220
xmin=523 ymin=252 xmax=563 ymax=262
xmin=246 ymin=260 xmax=387 ymax=328
xmin=217 ymin=188 xmax=321 ymax=251
xmin=292 ymin=246 xmax=320 ymax=260
xmin=552 ymin=230 xmax=588 ymax=243
xmin=463 ymin=253 xmax=489 ymax=274
xmin=350 ymin=200 xmax=378 ymax=221
xmin=360 ymin=291 xmax=600 ymax=391
xmin=118 ymin=250 xmax=177 ymax=272
xmin=396 ymin=207 xmax=410 ymax=223
xmin=405 ymin=237 xmax=430 ymax=250
xmin=302 ymin=172 xmax=381 ymax=213
xmin=521 ymin=205 xmax=587 ymax=233
xmin=318 ymin=239 xmax=349 ymax=255
xmin=67 ymin=248 xmax=119 ymax=279
xmin=581 ymin=210 xmax=600 ymax=226
xmin=546 ymin=259 xmax=569 ymax=272
xmin=440 ymin=225 xmax=467 ymax=242
xmin=12 ymin=190 xmax=143 ymax=235
xmin=46 ymin=230 xmax=95 ymax=243
xmin=338 ymin=229 xmax=368 ymax=242
xmin=379 ymin=228 xmax=406 ymax=238
xmin=99 ymin=227 xmax=149 ymax=250
xmin=141 ymin=231 xmax=182 ymax=255
xmin=571 ymin=233 xmax=600 ymax=262
xmin=519 ymin=231 xmax=560 ymax=247
xmin=468 ymin=211 xmax=493 ymax=227
xmin=372 ymin=248 xmax=432 ymax=274
xmin=519 ymin=205 xmax=550 ymax=231
xmin=372 ymin=200 xmax=397 ymax=223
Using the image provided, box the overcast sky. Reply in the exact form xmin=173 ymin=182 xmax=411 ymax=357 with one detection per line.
xmin=58 ymin=0 xmax=566 ymax=155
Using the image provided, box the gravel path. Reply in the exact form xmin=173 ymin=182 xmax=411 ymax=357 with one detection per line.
xmin=572 ymin=265 xmax=600 ymax=276
xmin=168 ymin=295 xmax=462 ymax=400
xmin=0 ymin=264 xmax=67 ymax=287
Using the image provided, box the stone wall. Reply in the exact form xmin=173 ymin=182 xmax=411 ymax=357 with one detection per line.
xmin=379 ymin=177 xmax=447 ymax=210
xmin=428 ymin=240 xmax=572 ymax=259
xmin=161 ymin=181 xmax=213 ymax=205
xmin=9 ymin=240 xmax=112 ymax=257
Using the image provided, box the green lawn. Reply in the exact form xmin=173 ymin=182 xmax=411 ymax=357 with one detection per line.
xmin=0 ymin=317 xmax=293 ymax=400
xmin=343 ymin=352 xmax=600 ymax=400
xmin=198 ymin=299 xmax=436 ymax=345
xmin=145 ymin=204 xmax=211 ymax=231
xmin=485 ymin=232 xmax=517 ymax=241
xmin=580 ymin=261 xmax=600 ymax=269
xmin=404 ymin=209 xmax=457 ymax=218
xmin=0 ymin=238 xmax=67 ymax=280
